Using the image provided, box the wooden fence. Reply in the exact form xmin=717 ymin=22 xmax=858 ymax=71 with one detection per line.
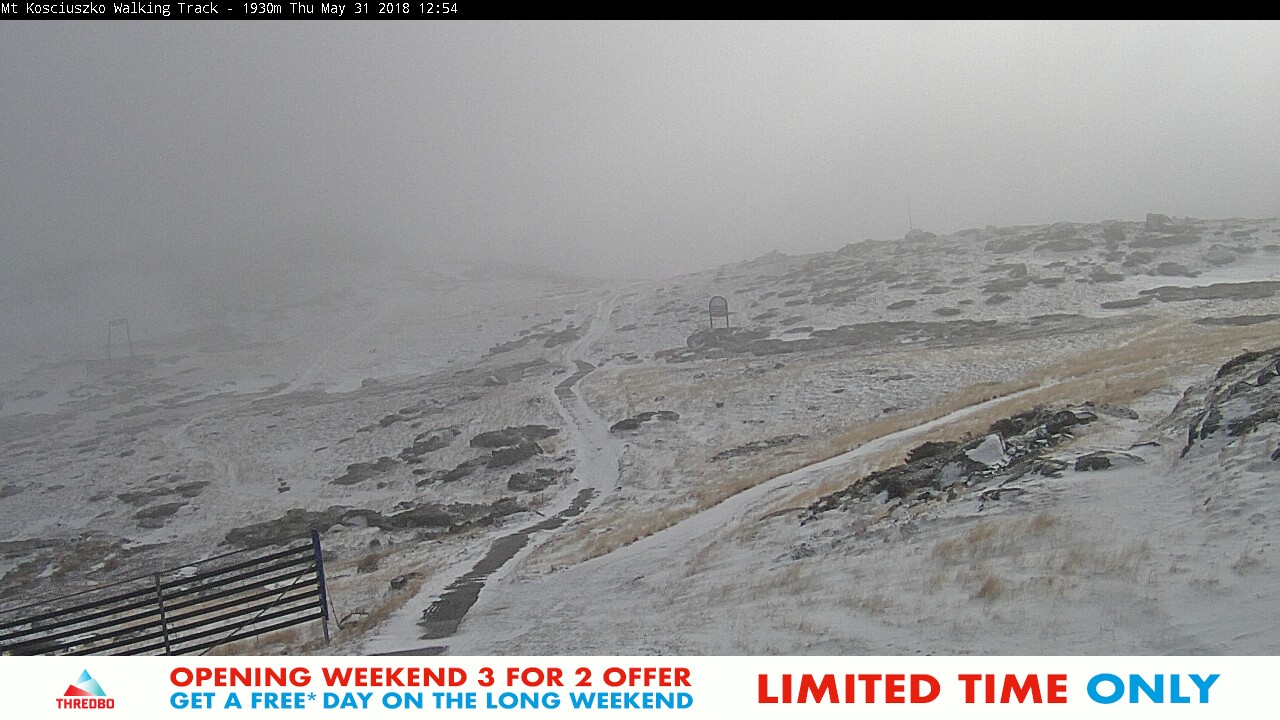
xmin=0 ymin=531 xmax=329 ymax=656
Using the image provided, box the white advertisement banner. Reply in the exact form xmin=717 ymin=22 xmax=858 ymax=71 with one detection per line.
xmin=2 ymin=656 xmax=1264 ymax=719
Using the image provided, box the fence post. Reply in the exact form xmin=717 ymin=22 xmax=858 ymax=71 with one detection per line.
xmin=154 ymin=572 xmax=172 ymax=655
xmin=311 ymin=529 xmax=330 ymax=645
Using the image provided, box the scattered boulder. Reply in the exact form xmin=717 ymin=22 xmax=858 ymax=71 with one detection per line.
xmin=133 ymin=502 xmax=186 ymax=529
xmin=1074 ymin=452 xmax=1112 ymax=471
xmin=1100 ymin=297 xmax=1153 ymax=309
xmin=609 ymin=411 xmax=680 ymax=433
xmin=1131 ymin=233 xmax=1199 ymax=249
xmin=470 ymin=425 xmax=559 ymax=449
xmin=1140 ymin=281 xmax=1280 ymax=303
xmin=486 ymin=441 xmax=543 ymax=468
xmin=1074 ymin=451 xmax=1144 ymax=472
xmin=1122 ymin=250 xmax=1155 ymax=267
xmin=710 ymin=434 xmax=807 ymax=461
xmin=1203 ymin=245 xmax=1237 ymax=266
xmin=1092 ymin=402 xmax=1139 ymax=420
xmin=507 ymin=468 xmax=563 ymax=492
xmin=986 ymin=237 xmax=1032 ymax=254
xmin=1089 ymin=268 xmax=1125 ymax=283
xmin=1040 ymin=236 xmax=1092 ymax=253
xmin=803 ymin=405 xmax=1097 ymax=521
xmin=1194 ymin=314 xmax=1280 ymax=327
xmin=1146 ymin=213 xmax=1174 ymax=231
xmin=333 ymin=456 xmax=398 ymax=486
xmin=965 ymin=434 xmax=1008 ymax=468
xmin=400 ymin=428 xmax=459 ymax=462
xmin=390 ymin=572 xmax=422 ymax=591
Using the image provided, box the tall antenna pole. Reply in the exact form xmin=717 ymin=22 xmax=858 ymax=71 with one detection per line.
xmin=907 ymin=196 xmax=913 ymax=231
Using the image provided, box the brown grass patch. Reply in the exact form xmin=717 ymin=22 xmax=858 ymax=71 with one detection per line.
xmin=544 ymin=316 xmax=1280 ymax=568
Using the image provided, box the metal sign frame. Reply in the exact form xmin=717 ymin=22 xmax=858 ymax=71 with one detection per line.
xmin=708 ymin=296 xmax=730 ymax=328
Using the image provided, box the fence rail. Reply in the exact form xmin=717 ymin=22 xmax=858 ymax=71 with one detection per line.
xmin=0 ymin=531 xmax=329 ymax=656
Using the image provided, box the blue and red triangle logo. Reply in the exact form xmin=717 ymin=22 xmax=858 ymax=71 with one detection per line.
xmin=63 ymin=670 xmax=107 ymax=698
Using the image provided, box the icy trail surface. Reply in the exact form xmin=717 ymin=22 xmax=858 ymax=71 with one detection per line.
xmin=360 ymin=290 xmax=628 ymax=654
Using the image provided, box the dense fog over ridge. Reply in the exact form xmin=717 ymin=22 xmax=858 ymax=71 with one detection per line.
xmin=2 ymin=21 xmax=1279 ymax=363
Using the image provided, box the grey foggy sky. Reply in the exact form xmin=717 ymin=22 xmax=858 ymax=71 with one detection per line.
xmin=2 ymin=20 xmax=1279 ymax=287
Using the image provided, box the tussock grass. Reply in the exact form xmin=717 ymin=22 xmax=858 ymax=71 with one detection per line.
xmin=546 ymin=317 xmax=1280 ymax=568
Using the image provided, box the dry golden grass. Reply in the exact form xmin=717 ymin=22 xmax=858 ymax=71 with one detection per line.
xmin=542 ymin=316 xmax=1280 ymax=569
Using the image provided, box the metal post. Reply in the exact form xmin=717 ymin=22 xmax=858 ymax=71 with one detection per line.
xmin=311 ymin=529 xmax=331 ymax=644
xmin=154 ymin=572 xmax=172 ymax=655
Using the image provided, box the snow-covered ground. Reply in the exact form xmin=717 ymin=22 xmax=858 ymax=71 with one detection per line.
xmin=4 ymin=216 xmax=1280 ymax=655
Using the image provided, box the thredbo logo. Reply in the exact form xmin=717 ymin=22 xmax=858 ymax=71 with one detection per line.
xmin=57 ymin=670 xmax=115 ymax=710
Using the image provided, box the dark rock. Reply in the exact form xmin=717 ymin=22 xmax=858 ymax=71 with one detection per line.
xmin=1156 ymin=262 xmax=1197 ymax=277
xmin=1031 ymin=277 xmax=1066 ymax=287
xmin=1074 ymin=452 xmax=1112 ymax=471
xmin=982 ymin=277 xmax=1030 ymax=293
xmin=1130 ymin=233 xmax=1199 ymax=249
xmin=709 ymin=434 xmax=807 ymax=462
xmin=986 ymin=237 xmax=1033 ymax=254
xmin=1040 ymin=236 xmax=1092 ymax=253
xmin=1203 ymin=245 xmax=1237 ymax=266
xmin=1146 ymin=213 xmax=1174 ymax=231
xmin=886 ymin=300 xmax=917 ymax=310
xmin=486 ymin=441 xmax=542 ymax=468
xmin=431 ymin=458 xmax=484 ymax=484
xmin=133 ymin=502 xmax=186 ymax=529
xmin=1093 ymin=403 xmax=1139 ymax=420
xmin=1103 ymin=224 xmax=1127 ymax=243
xmin=390 ymin=572 xmax=422 ymax=591
xmin=541 ymin=325 xmax=582 ymax=348
xmin=174 ymin=481 xmax=209 ymax=498
xmin=1101 ymin=297 xmax=1153 ymax=309
xmin=1225 ymin=407 xmax=1280 ymax=438
xmin=1122 ymin=251 xmax=1155 ymax=267
xmin=333 ymin=456 xmax=398 ymax=485
xmin=1089 ymin=268 xmax=1126 ymax=282
xmin=507 ymin=468 xmax=561 ymax=492
xmin=1216 ymin=349 xmax=1270 ymax=379
xmin=1194 ymin=315 xmax=1280 ymax=327
xmin=907 ymin=441 xmax=959 ymax=463
xmin=609 ymin=418 xmax=642 ymax=432
xmin=470 ymin=425 xmax=558 ymax=449
xmin=400 ymin=428 xmax=459 ymax=461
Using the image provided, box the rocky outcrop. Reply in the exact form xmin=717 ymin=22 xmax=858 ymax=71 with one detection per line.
xmin=507 ymin=468 xmax=565 ymax=492
xmin=1171 ymin=346 xmax=1280 ymax=458
xmin=610 ymin=411 xmax=679 ymax=433
xmin=332 ymin=456 xmax=398 ymax=485
xmin=399 ymin=428 xmax=459 ymax=462
xmin=470 ymin=425 xmax=559 ymax=449
xmin=1146 ymin=213 xmax=1174 ymax=231
xmin=709 ymin=434 xmax=807 ymax=462
xmin=226 ymin=499 xmax=525 ymax=549
xmin=803 ymin=405 xmax=1096 ymax=521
